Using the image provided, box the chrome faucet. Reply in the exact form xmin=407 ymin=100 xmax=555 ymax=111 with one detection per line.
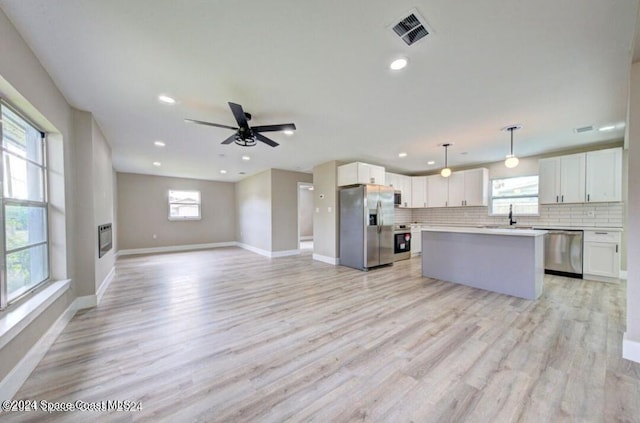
xmin=508 ymin=204 xmax=517 ymax=226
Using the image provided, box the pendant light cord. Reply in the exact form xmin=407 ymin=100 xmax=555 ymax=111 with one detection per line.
xmin=510 ymin=128 xmax=514 ymax=156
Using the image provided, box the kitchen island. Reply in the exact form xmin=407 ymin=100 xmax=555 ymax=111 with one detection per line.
xmin=421 ymin=226 xmax=548 ymax=300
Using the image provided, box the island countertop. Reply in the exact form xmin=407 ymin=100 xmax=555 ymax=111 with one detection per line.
xmin=421 ymin=226 xmax=548 ymax=237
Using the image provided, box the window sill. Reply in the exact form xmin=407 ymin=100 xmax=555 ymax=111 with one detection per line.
xmin=0 ymin=279 xmax=70 ymax=350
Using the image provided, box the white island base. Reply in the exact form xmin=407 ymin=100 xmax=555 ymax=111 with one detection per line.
xmin=421 ymin=227 xmax=547 ymax=300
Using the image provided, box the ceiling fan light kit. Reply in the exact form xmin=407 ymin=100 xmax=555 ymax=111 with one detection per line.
xmin=185 ymin=102 xmax=296 ymax=148
xmin=502 ymin=124 xmax=522 ymax=168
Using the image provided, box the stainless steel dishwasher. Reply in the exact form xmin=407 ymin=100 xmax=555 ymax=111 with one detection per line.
xmin=543 ymin=229 xmax=583 ymax=278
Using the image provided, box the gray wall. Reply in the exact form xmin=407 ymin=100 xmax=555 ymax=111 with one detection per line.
xmin=117 ymin=173 xmax=236 ymax=250
xmin=299 ymin=186 xmax=314 ymax=238
xmin=313 ymin=161 xmax=341 ymax=260
xmin=627 ymin=62 xmax=640 ymax=345
xmin=271 ymin=169 xmax=313 ymax=251
xmin=235 ymin=169 xmax=272 ymax=252
xmin=0 ymin=8 xmax=77 ymax=388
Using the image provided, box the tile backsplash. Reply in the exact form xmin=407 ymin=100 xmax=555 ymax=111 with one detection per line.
xmin=407 ymin=202 xmax=623 ymax=228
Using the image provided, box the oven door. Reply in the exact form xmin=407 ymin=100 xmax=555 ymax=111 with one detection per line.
xmin=394 ymin=232 xmax=411 ymax=253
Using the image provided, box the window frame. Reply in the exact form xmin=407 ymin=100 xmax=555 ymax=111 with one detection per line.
xmin=168 ymin=189 xmax=202 ymax=221
xmin=489 ymin=174 xmax=540 ymax=217
xmin=0 ymin=100 xmax=50 ymax=309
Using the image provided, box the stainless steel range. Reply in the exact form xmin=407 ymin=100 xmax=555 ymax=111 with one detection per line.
xmin=393 ymin=224 xmax=411 ymax=261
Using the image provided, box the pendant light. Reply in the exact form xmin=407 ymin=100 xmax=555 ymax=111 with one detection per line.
xmin=503 ymin=125 xmax=522 ymax=168
xmin=440 ymin=143 xmax=452 ymax=177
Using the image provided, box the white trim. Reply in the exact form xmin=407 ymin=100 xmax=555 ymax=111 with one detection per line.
xmin=620 ymin=270 xmax=628 ymax=280
xmin=236 ymin=243 xmax=300 ymax=258
xmin=271 ymin=249 xmax=300 ymax=258
xmin=0 ymin=280 xmax=70 ymax=350
xmin=313 ymin=254 xmax=339 ymax=265
xmin=237 ymin=243 xmax=271 ymax=257
xmin=623 ymin=333 xmax=640 ymax=363
xmin=300 ymin=236 xmax=314 ymax=241
xmin=0 ymin=285 xmax=76 ymax=400
xmin=117 ymin=242 xmax=237 ymax=257
xmin=583 ymin=273 xmax=621 ymax=284
xmin=96 ymin=267 xmax=115 ymax=305
xmin=75 ymin=295 xmax=97 ymax=310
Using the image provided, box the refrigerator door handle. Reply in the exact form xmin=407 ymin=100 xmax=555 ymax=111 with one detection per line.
xmin=377 ymin=200 xmax=382 ymax=233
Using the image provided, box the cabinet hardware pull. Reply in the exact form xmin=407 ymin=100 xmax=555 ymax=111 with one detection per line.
xmin=556 ymin=195 xmax=559 ymax=203
xmin=595 ymin=232 xmax=608 ymax=235
xmin=587 ymin=194 xmax=590 ymax=202
xmin=616 ymin=244 xmax=619 ymax=253
xmin=561 ymin=195 xmax=564 ymax=202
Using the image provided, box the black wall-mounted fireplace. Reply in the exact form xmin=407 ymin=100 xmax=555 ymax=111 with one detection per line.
xmin=98 ymin=223 xmax=112 ymax=258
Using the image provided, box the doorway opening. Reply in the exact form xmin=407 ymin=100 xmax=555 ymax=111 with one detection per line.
xmin=298 ymin=183 xmax=314 ymax=251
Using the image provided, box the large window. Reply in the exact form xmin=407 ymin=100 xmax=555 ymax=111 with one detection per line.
xmin=168 ymin=190 xmax=201 ymax=220
xmin=1 ymin=102 xmax=49 ymax=308
xmin=490 ymin=175 xmax=539 ymax=216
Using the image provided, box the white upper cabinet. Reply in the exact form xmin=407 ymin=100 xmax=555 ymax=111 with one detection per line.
xmin=586 ymin=147 xmax=622 ymax=203
xmin=386 ymin=172 xmax=412 ymax=207
xmin=538 ymin=153 xmax=585 ymax=204
xmin=539 ymin=148 xmax=621 ymax=205
xmin=411 ymin=176 xmax=427 ymax=208
xmin=338 ymin=162 xmax=386 ymax=186
xmin=427 ymin=175 xmax=449 ymax=207
xmin=448 ymin=168 xmax=488 ymax=207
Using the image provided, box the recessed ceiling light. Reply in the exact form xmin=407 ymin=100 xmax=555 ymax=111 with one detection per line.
xmin=390 ymin=58 xmax=408 ymax=70
xmin=242 ymin=155 xmax=251 ymax=161
xmin=427 ymin=160 xmax=435 ymax=165
xmin=158 ymin=94 xmax=176 ymax=104
xmin=154 ymin=140 xmax=166 ymax=147
xmin=284 ymin=129 xmax=294 ymax=136
xmin=220 ymin=169 xmax=227 ymax=174
xmin=598 ymin=125 xmax=616 ymax=132
xmin=398 ymin=152 xmax=408 ymax=158
xmin=153 ymin=161 xmax=161 ymax=167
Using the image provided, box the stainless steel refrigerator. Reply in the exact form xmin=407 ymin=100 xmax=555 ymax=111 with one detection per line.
xmin=339 ymin=184 xmax=394 ymax=270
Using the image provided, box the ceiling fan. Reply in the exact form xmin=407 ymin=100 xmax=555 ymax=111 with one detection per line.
xmin=184 ymin=102 xmax=296 ymax=147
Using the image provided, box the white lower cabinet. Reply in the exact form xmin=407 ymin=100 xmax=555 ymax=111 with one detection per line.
xmin=411 ymin=226 xmax=422 ymax=255
xmin=583 ymin=230 xmax=621 ymax=281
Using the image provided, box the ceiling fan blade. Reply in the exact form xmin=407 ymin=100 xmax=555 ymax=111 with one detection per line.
xmin=184 ymin=118 xmax=237 ymax=130
xmin=221 ymin=133 xmax=237 ymax=145
xmin=251 ymin=123 xmax=296 ymax=133
xmin=228 ymin=102 xmax=249 ymax=128
xmin=255 ymin=132 xmax=279 ymax=147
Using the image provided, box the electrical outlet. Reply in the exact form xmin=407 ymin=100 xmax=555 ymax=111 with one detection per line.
xmin=153 ymin=234 xmax=157 ymax=239
xmin=328 ymin=206 xmax=332 ymax=213
xmin=316 ymin=207 xmax=320 ymax=213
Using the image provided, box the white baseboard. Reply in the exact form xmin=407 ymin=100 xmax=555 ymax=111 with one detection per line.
xmin=118 ymin=242 xmax=237 ymax=257
xmin=300 ymin=236 xmax=313 ymax=241
xmin=620 ymin=270 xmax=628 ymax=280
xmin=623 ymin=333 xmax=640 ymax=363
xmin=96 ymin=267 xmax=115 ymax=305
xmin=313 ymin=254 xmax=339 ymax=265
xmin=237 ymin=243 xmax=300 ymax=258
xmin=75 ymin=295 xmax=97 ymax=310
xmin=583 ymin=273 xmax=621 ymax=284
xmin=0 ymin=291 xmax=78 ymax=400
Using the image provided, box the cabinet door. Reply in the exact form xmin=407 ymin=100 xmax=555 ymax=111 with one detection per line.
xmin=586 ymin=148 xmax=622 ymax=203
xmin=448 ymin=172 xmax=466 ymax=207
xmin=411 ymin=228 xmax=422 ymax=254
xmin=538 ymin=157 xmax=561 ymax=204
xmin=337 ymin=163 xmax=359 ymax=187
xmin=464 ymin=168 xmax=488 ymax=206
xmin=411 ymin=176 xmax=427 ymax=208
xmin=400 ymin=175 xmax=412 ymax=208
xmin=584 ymin=242 xmax=619 ymax=278
xmin=386 ymin=172 xmax=397 ymax=189
xmin=560 ymin=153 xmax=586 ymax=203
xmin=368 ymin=164 xmax=386 ymax=185
xmin=427 ymin=175 xmax=448 ymax=207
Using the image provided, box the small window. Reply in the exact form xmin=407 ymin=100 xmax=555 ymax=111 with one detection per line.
xmin=490 ymin=175 xmax=539 ymax=216
xmin=168 ymin=190 xmax=201 ymax=220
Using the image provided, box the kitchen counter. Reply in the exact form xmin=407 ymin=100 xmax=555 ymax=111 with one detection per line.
xmin=421 ymin=227 xmax=546 ymax=300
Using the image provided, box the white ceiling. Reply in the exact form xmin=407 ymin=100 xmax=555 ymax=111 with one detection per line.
xmin=1 ymin=0 xmax=638 ymax=181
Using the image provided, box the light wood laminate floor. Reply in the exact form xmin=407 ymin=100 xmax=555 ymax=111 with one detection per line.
xmin=8 ymin=247 xmax=640 ymax=422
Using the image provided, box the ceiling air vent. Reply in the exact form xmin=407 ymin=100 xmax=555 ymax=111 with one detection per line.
xmin=574 ymin=125 xmax=594 ymax=134
xmin=390 ymin=9 xmax=432 ymax=46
